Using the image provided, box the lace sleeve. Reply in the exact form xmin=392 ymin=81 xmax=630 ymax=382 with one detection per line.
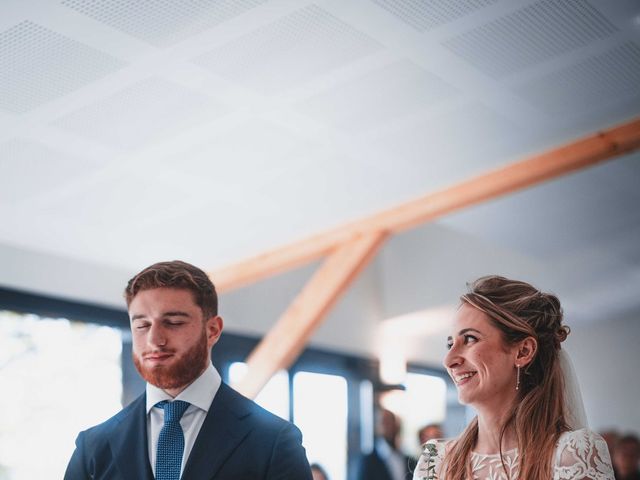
xmin=553 ymin=429 xmax=614 ymax=480
xmin=413 ymin=440 xmax=446 ymax=480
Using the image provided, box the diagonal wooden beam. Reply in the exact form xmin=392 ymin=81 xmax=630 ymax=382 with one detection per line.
xmin=234 ymin=231 xmax=387 ymax=399
xmin=211 ymin=117 xmax=640 ymax=293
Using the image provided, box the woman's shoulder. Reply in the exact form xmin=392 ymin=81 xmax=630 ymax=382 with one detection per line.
xmin=556 ymin=428 xmax=608 ymax=450
xmin=554 ymin=428 xmax=614 ymax=480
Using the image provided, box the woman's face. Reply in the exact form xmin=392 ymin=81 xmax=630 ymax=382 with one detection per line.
xmin=443 ymin=303 xmax=519 ymax=410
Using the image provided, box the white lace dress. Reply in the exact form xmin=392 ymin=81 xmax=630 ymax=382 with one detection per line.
xmin=413 ymin=428 xmax=614 ymax=480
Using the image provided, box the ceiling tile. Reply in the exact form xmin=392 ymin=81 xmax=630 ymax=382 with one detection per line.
xmin=296 ymin=60 xmax=458 ymax=132
xmin=440 ymin=151 xmax=640 ymax=258
xmin=371 ymin=0 xmax=498 ymax=32
xmin=442 ymin=0 xmax=617 ymax=77
xmin=0 ymin=139 xmax=103 ymax=203
xmin=159 ymin=119 xmax=310 ymax=185
xmin=0 ymin=21 xmax=126 ymax=113
xmin=371 ymin=103 xmax=527 ymax=190
xmin=193 ymin=4 xmax=382 ymax=93
xmin=32 ymin=168 xmax=195 ymax=228
xmin=513 ymin=42 xmax=640 ymax=115
xmin=61 ymin=0 xmax=268 ymax=47
xmin=51 ymin=78 xmax=227 ymax=150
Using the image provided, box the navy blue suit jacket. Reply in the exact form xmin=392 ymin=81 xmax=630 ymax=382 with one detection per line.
xmin=355 ymin=444 xmax=416 ymax=480
xmin=64 ymin=383 xmax=312 ymax=480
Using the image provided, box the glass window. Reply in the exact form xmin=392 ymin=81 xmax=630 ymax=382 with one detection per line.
xmin=381 ymin=372 xmax=446 ymax=456
xmin=293 ymin=371 xmax=348 ymax=480
xmin=360 ymin=379 xmax=374 ymax=453
xmin=0 ymin=311 xmax=122 ymax=480
xmin=228 ymin=362 xmax=289 ymax=420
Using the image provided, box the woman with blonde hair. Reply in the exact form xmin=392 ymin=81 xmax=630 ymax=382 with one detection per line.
xmin=414 ymin=275 xmax=613 ymax=480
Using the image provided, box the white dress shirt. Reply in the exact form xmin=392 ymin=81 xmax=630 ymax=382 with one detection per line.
xmin=146 ymin=364 xmax=221 ymax=477
xmin=376 ymin=437 xmax=407 ymax=480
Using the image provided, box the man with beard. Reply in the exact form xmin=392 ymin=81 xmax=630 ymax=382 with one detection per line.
xmin=64 ymin=260 xmax=313 ymax=480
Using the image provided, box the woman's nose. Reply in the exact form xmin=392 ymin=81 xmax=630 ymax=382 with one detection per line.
xmin=443 ymin=342 xmax=462 ymax=370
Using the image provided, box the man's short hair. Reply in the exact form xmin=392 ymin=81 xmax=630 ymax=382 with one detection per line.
xmin=124 ymin=260 xmax=218 ymax=318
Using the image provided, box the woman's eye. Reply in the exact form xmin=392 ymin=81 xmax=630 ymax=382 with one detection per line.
xmin=464 ymin=334 xmax=478 ymax=344
xmin=446 ymin=341 xmax=453 ymax=350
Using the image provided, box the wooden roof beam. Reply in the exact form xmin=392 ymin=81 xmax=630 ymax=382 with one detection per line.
xmin=234 ymin=231 xmax=387 ymax=399
xmin=211 ymin=117 xmax=640 ymax=293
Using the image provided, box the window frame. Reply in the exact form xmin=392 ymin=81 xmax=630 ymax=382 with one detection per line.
xmin=1 ymin=287 xmax=458 ymax=479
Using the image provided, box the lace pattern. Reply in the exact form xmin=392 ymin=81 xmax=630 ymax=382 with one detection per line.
xmin=413 ymin=428 xmax=614 ymax=480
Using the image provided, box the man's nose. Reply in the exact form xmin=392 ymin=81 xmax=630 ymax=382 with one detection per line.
xmin=148 ymin=323 xmax=166 ymax=347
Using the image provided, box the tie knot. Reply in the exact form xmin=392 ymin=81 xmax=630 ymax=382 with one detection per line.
xmin=156 ymin=400 xmax=190 ymax=423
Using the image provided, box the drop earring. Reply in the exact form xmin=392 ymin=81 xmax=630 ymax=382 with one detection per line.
xmin=515 ymin=364 xmax=521 ymax=391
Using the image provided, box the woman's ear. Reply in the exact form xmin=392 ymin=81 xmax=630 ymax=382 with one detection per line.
xmin=515 ymin=336 xmax=537 ymax=367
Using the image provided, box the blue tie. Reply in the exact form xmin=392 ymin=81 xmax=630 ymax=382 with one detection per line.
xmin=155 ymin=400 xmax=190 ymax=480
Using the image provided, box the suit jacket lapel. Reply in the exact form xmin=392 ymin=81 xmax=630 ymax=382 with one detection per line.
xmin=109 ymin=394 xmax=154 ymax=480
xmin=182 ymin=383 xmax=253 ymax=480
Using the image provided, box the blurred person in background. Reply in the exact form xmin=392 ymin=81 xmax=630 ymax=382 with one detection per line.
xmin=613 ymin=434 xmax=640 ymax=480
xmin=602 ymin=430 xmax=621 ymax=458
xmin=357 ymin=408 xmax=415 ymax=480
xmin=311 ymin=463 xmax=329 ymax=480
xmin=418 ymin=423 xmax=444 ymax=446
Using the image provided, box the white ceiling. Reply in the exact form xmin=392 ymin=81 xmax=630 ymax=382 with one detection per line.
xmin=1 ymin=0 xmax=639 ymax=362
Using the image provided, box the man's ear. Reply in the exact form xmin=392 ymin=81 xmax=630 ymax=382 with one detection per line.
xmin=515 ymin=336 xmax=537 ymax=367
xmin=206 ymin=315 xmax=223 ymax=348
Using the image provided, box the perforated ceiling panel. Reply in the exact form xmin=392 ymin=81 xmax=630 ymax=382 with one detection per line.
xmin=372 ymin=103 xmax=525 ymax=190
xmin=371 ymin=0 xmax=498 ymax=32
xmin=37 ymin=169 xmax=197 ymax=228
xmin=160 ymin=119 xmax=308 ymax=182
xmin=514 ymin=42 xmax=640 ymax=115
xmin=442 ymin=0 xmax=617 ymax=77
xmin=440 ymin=152 xmax=640 ymax=258
xmin=194 ymin=5 xmax=381 ymax=93
xmin=52 ymin=78 xmax=225 ymax=150
xmin=0 ymin=139 xmax=102 ymax=202
xmin=0 ymin=21 xmax=126 ymax=113
xmin=62 ymin=0 xmax=267 ymax=47
xmin=297 ymin=60 xmax=458 ymax=132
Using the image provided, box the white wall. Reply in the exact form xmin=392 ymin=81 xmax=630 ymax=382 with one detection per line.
xmin=0 ymin=242 xmax=129 ymax=309
xmin=565 ymin=313 xmax=640 ymax=434
xmin=221 ymin=258 xmax=385 ymax=358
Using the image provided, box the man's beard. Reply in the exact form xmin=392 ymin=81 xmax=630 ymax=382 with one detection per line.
xmin=133 ymin=329 xmax=209 ymax=390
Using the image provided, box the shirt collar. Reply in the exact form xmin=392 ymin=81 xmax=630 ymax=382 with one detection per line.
xmin=376 ymin=437 xmax=401 ymax=460
xmin=145 ymin=363 xmax=221 ymax=414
